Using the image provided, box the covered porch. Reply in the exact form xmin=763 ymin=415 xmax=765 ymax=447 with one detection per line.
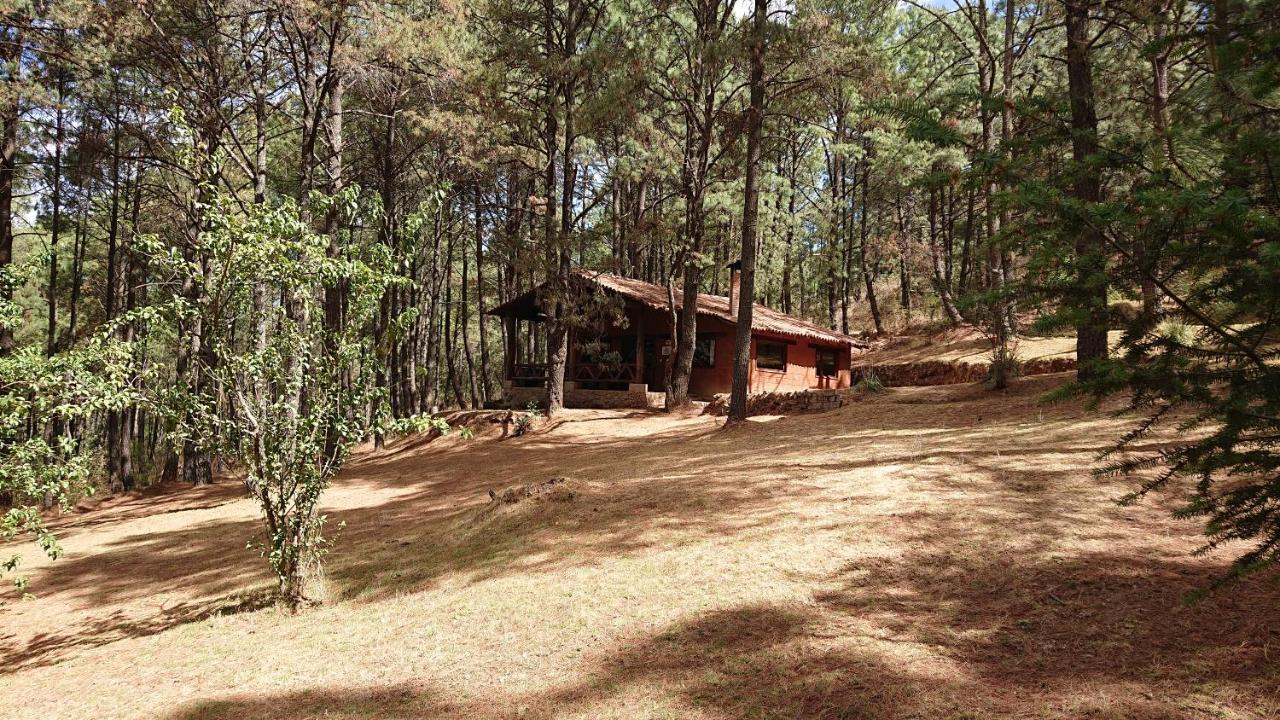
xmin=488 ymin=287 xmax=673 ymax=409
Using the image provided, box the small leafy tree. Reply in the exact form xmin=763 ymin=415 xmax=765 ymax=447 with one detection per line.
xmin=147 ymin=191 xmax=400 ymax=609
xmin=0 ymin=262 xmax=137 ymax=595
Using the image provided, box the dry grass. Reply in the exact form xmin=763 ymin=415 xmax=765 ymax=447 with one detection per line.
xmin=853 ymin=326 xmax=1125 ymax=367
xmin=3 ymin=374 xmax=1279 ymax=719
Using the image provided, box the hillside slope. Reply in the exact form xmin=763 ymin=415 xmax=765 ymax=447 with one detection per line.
xmin=2 ymin=375 xmax=1277 ymax=720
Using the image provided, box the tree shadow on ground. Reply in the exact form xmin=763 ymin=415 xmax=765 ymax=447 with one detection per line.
xmin=8 ymin=372 xmax=1229 ymax=711
xmin=517 ymin=603 xmax=933 ymax=720
xmin=160 ymin=681 xmax=457 ymax=720
xmin=157 ymin=604 xmax=938 ymax=720
xmin=816 ymin=544 xmax=1280 ymax=715
xmin=153 ymin=589 xmax=1280 ymax=719
xmin=0 ymin=587 xmax=274 ymax=676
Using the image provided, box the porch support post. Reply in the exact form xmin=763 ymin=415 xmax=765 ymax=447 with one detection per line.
xmin=503 ymin=314 xmax=516 ymax=381
xmin=566 ymin=326 xmax=576 ymax=388
xmin=635 ymin=309 xmax=645 ymax=385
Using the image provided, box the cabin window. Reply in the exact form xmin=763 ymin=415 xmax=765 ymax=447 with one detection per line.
xmin=816 ymin=347 xmax=839 ymax=377
xmin=693 ymin=334 xmax=715 ymax=368
xmin=756 ymin=341 xmax=787 ymax=371
xmin=619 ymin=336 xmax=637 ymax=364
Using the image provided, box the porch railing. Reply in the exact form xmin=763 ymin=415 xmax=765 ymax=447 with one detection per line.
xmin=511 ymin=362 xmax=548 ymax=385
xmin=571 ymin=363 xmax=639 ymax=384
xmin=510 ymin=361 xmax=641 ymax=387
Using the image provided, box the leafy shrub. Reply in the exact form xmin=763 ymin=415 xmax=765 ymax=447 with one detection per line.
xmin=855 ymin=371 xmax=885 ymax=393
xmin=513 ymin=401 xmax=543 ymax=436
xmin=985 ymin=341 xmax=1023 ymax=390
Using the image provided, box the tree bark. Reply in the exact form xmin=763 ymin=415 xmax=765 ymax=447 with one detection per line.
xmin=0 ymin=22 xmax=22 ymax=356
xmin=727 ymin=0 xmax=767 ymax=425
xmin=857 ymin=143 xmax=883 ymax=334
xmin=1065 ymin=0 xmax=1110 ymax=377
xmin=475 ymin=185 xmax=492 ymax=403
xmin=929 ymin=187 xmax=963 ymax=324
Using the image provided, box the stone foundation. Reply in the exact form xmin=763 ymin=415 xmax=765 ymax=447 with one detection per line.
xmin=497 ymin=382 xmax=664 ymax=410
xmin=851 ymin=356 xmax=1076 ymax=387
xmin=703 ymin=388 xmax=860 ymax=417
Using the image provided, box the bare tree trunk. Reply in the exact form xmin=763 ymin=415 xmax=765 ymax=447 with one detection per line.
xmin=727 ymin=0 xmax=766 ymax=425
xmin=929 ymin=187 xmax=963 ymax=324
xmin=0 ymin=22 xmax=22 ymax=355
xmin=999 ymin=0 xmax=1018 ymax=333
xmin=1066 ymin=0 xmax=1110 ymax=377
xmin=443 ymin=226 xmax=467 ymax=409
xmin=542 ymin=3 xmax=567 ymax=416
xmin=105 ymin=115 xmax=131 ymax=493
xmin=781 ymin=164 xmax=796 ymax=315
xmin=47 ymin=73 xmax=64 ymax=356
xmin=1140 ymin=0 xmax=1175 ymax=318
xmin=461 ymin=216 xmax=480 ymax=409
xmin=474 ymin=185 xmax=492 ymax=403
xmin=858 ymin=143 xmax=883 ymax=334
xmin=66 ymin=200 xmax=86 ymax=351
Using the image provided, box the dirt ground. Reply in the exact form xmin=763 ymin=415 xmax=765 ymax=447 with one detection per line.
xmin=853 ymin=327 xmax=1125 ymax=366
xmin=3 ymin=373 xmax=1278 ymax=720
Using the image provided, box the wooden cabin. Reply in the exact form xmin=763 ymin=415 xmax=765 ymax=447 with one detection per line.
xmin=486 ymin=265 xmax=867 ymax=408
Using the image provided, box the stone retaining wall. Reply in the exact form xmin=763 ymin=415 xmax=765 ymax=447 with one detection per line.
xmin=852 ymin=357 xmax=1076 ymax=387
xmin=496 ymin=383 xmax=664 ymax=410
xmin=703 ymin=387 xmax=861 ymax=417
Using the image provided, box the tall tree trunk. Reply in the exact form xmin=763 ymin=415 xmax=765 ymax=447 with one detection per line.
xmin=929 ymin=187 xmax=963 ymax=324
xmin=47 ymin=73 xmax=64 ymax=356
xmin=474 ymin=185 xmax=492 ymax=403
xmin=999 ymin=0 xmax=1018 ymax=333
xmin=0 ymin=23 xmax=23 ymax=356
xmin=1065 ymin=0 xmax=1110 ymax=377
xmin=461 ymin=216 xmax=480 ymax=409
xmin=727 ymin=0 xmax=766 ymax=425
xmin=66 ymin=201 xmax=87 ymax=350
xmin=443 ymin=226 xmax=466 ymax=408
xmin=781 ymin=163 xmax=796 ymax=315
xmin=1140 ymin=0 xmax=1174 ymax=318
xmin=105 ymin=114 xmax=130 ymax=493
xmin=323 ymin=69 xmax=345 ymax=337
xmin=857 ymin=143 xmax=883 ymax=334
xmin=542 ymin=2 xmax=568 ymax=416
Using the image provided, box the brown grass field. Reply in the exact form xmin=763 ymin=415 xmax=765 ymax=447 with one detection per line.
xmin=3 ymin=373 xmax=1279 ymax=719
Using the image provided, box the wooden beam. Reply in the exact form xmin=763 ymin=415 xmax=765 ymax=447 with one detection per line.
xmin=635 ymin=310 xmax=645 ymax=382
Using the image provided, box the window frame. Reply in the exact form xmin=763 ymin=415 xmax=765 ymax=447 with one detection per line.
xmin=693 ymin=334 xmax=716 ymax=369
xmin=755 ymin=340 xmax=788 ymax=372
xmin=815 ymin=347 xmax=839 ymax=378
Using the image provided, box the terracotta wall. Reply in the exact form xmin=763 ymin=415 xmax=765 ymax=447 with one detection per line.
xmin=748 ymin=331 xmax=851 ymax=394
xmin=688 ymin=316 xmax=736 ymax=397
xmin=568 ymin=305 xmax=851 ymax=399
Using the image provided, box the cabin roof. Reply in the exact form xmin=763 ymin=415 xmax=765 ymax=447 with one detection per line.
xmin=488 ymin=269 xmax=868 ymax=349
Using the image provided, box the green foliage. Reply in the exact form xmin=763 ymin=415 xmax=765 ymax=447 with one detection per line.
xmin=513 ymin=401 xmax=543 ymax=436
xmin=855 ymin=371 xmax=885 ymax=394
xmin=143 ymin=192 xmax=402 ymax=608
xmin=381 ymin=414 xmax=453 ymax=438
xmin=0 ymin=258 xmax=137 ymax=595
xmin=1074 ymin=1 xmax=1280 ymax=589
xmin=985 ymin=341 xmax=1022 ymax=390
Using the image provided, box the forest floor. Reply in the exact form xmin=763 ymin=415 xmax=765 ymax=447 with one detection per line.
xmin=850 ymin=328 xmax=1125 ymax=387
xmin=854 ymin=327 xmax=1094 ymax=365
xmin=3 ymin=373 xmax=1280 ymax=719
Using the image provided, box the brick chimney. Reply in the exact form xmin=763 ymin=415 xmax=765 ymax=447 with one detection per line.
xmin=727 ymin=259 xmax=742 ymax=317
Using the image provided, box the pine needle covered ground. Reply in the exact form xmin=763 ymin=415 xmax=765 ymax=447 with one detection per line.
xmin=3 ymin=373 xmax=1278 ymax=720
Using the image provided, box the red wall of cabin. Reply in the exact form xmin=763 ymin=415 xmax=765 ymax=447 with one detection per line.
xmin=572 ymin=306 xmax=851 ymax=398
xmin=747 ymin=331 xmax=851 ymax=394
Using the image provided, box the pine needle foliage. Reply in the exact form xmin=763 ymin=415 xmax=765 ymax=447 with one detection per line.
xmin=1066 ymin=0 xmax=1280 ymax=590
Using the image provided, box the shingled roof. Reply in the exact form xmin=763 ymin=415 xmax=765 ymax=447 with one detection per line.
xmin=488 ymin=269 xmax=867 ymax=349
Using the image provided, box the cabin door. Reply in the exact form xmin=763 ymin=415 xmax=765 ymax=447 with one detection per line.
xmin=642 ymin=335 xmax=669 ymax=389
